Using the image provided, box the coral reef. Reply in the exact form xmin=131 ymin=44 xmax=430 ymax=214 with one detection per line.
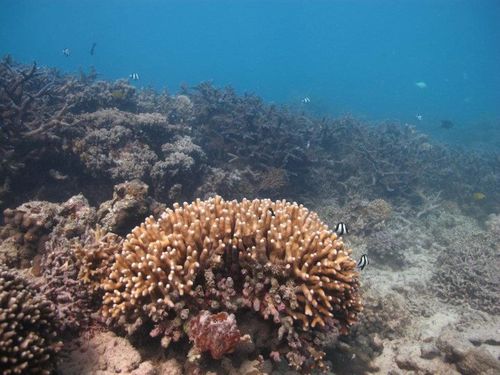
xmin=78 ymin=195 xmax=362 ymax=372
xmin=97 ymin=179 xmax=156 ymax=235
xmin=150 ymin=135 xmax=206 ymax=199
xmin=366 ymin=231 xmax=406 ymax=268
xmin=431 ymin=231 xmax=499 ymax=314
xmin=0 ymin=266 xmax=61 ymax=374
xmin=0 ymin=200 xmax=60 ymax=266
xmin=485 ymin=213 xmax=500 ymax=238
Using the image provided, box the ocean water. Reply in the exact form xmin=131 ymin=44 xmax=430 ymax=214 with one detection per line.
xmin=1 ymin=0 xmax=499 ymax=149
xmin=1 ymin=2 xmax=500 ymax=375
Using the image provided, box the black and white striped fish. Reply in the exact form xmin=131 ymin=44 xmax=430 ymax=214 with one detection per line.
xmin=334 ymin=222 xmax=348 ymax=236
xmin=356 ymin=254 xmax=369 ymax=271
xmin=129 ymin=73 xmax=140 ymax=80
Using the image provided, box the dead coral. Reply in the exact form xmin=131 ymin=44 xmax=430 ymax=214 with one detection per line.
xmin=0 ymin=266 xmax=62 ymax=374
xmin=257 ymin=167 xmax=289 ymax=196
xmin=0 ymin=200 xmax=60 ymax=266
xmin=432 ymin=231 xmax=499 ymax=314
xmin=366 ymin=231 xmax=406 ymax=268
xmin=36 ymin=238 xmax=92 ymax=334
xmin=151 ymin=135 xmax=206 ymax=199
xmin=97 ymin=180 xmax=153 ymax=235
xmin=33 ymin=194 xmax=97 ymax=334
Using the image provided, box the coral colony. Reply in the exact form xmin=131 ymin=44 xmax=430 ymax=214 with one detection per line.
xmin=77 ymin=196 xmax=362 ymax=371
xmin=1 ymin=58 xmax=499 ymax=374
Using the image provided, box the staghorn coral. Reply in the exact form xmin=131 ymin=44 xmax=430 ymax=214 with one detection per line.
xmin=0 ymin=266 xmax=62 ymax=374
xmin=81 ymin=195 xmax=362 ymax=371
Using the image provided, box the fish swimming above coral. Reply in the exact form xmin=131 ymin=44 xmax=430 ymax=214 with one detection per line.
xmin=334 ymin=222 xmax=349 ymax=236
xmin=356 ymin=254 xmax=369 ymax=271
xmin=441 ymin=119 xmax=455 ymax=129
xmin=472 ymin=192 xmax=486 ymax=201
xmin=415 ymin=81 xmax=427 ymax=89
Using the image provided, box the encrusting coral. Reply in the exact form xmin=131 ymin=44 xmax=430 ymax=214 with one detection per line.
xmin=0 ymin=266 xmax=62 ymax=374
xmin=78 ymin=195 xmax=362 ymax=371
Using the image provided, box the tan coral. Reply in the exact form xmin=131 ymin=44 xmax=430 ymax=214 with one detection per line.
xmin=74 ymin=226 xmax=123 ymax=292
xmin=101 ymin=196 xmax=362 ymax=331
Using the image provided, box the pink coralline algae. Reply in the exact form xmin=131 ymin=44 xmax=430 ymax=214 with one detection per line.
xmin=188 ymin=311 xmax=242 ymax=360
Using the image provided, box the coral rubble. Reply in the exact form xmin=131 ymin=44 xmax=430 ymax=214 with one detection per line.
xmin=78 ymin=195 xmax=362 ymax=371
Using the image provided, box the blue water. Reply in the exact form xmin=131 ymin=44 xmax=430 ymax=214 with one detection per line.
xmin=1 ymin=0 xmax=499 ymax=147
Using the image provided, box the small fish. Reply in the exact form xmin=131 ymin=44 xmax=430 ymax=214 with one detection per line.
xmin=356 ymin=254 xmax=369 ymax=271
xmin=62 ymin=48 xmax=70 ymax=57
xmin=334 ymin=222 xmax=348 ymax=236
xmin=472 ymin=192 xmax=486 ymax=201
xmin=268 ymin=207 xmax=275 ymax=217
xmin=306 ymin=140 xmax=311 ymax=149
xmin=90 ymin=42 xmax=97 ymax=56
xmin=129 ymin=73 xmax=140 ymax=80
xmin=301 ymin=96 xmax=311 ymax=103
xmin=415 ymin=81 xmax=427 ymax=89
xmin=416 ymin=114 xmax=423 ymax=121
xmin=49 ymin=169 xmax=68 ymax=181
xmin=440 ymin=120 xmax=454 ymax=129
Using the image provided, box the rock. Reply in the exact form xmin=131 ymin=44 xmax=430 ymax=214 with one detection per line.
xmin=456 ymin=348 xmax=500 ymax=375
xmin=132 ymin=361 xmax=157 ymax=375
xmin=436 ymin=330 xmax=468 ymax=361
xmin=60 ymin=331 xmax=142 ymax=374
xmin=420 ymin=342 xmax=440 ymax=359
xmin=158 ymin=358 xmax=183 ymax=375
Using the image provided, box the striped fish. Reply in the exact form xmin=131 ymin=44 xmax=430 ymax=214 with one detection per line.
xmin=129 ymin=73 xmax=140 ymax=80
xmin=334 ymin=222 xmax=348 ymax=236
xmin=356 ymin=254 xmax=369 ymax=271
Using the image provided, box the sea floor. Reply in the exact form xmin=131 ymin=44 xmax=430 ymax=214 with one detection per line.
xmin=48 ymin=198 xmax=499 ymax=375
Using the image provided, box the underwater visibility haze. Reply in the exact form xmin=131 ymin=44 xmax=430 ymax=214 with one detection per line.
xmin=0 ymin=1 xmax=499 ymax=374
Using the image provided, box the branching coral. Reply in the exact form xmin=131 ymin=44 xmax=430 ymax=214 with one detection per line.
xmin=0 ymin=266 xmax=62 ymax=374
xmin=432 ymin=232 xmax=499 ymax=314
xmin=80 ymin=195 xmax=362 ymax=371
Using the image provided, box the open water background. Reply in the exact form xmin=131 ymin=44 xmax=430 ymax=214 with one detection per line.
xmin=1 ymin=0 xmax=499 ymax=149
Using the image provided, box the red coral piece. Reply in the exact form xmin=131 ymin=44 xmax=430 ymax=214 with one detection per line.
xmin=188 ymin=311 xmax=241 ymax=359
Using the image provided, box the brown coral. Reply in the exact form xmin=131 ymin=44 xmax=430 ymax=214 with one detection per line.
xmin=100 ymin=195 xmax=361 ymax=330
xmin=75 ymin=226 xmax=124 ymax=293
xmin=0 ymin=266 xmax=61 ymax=374
xmin=188 ymin=311 xmax=241 ymax=359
